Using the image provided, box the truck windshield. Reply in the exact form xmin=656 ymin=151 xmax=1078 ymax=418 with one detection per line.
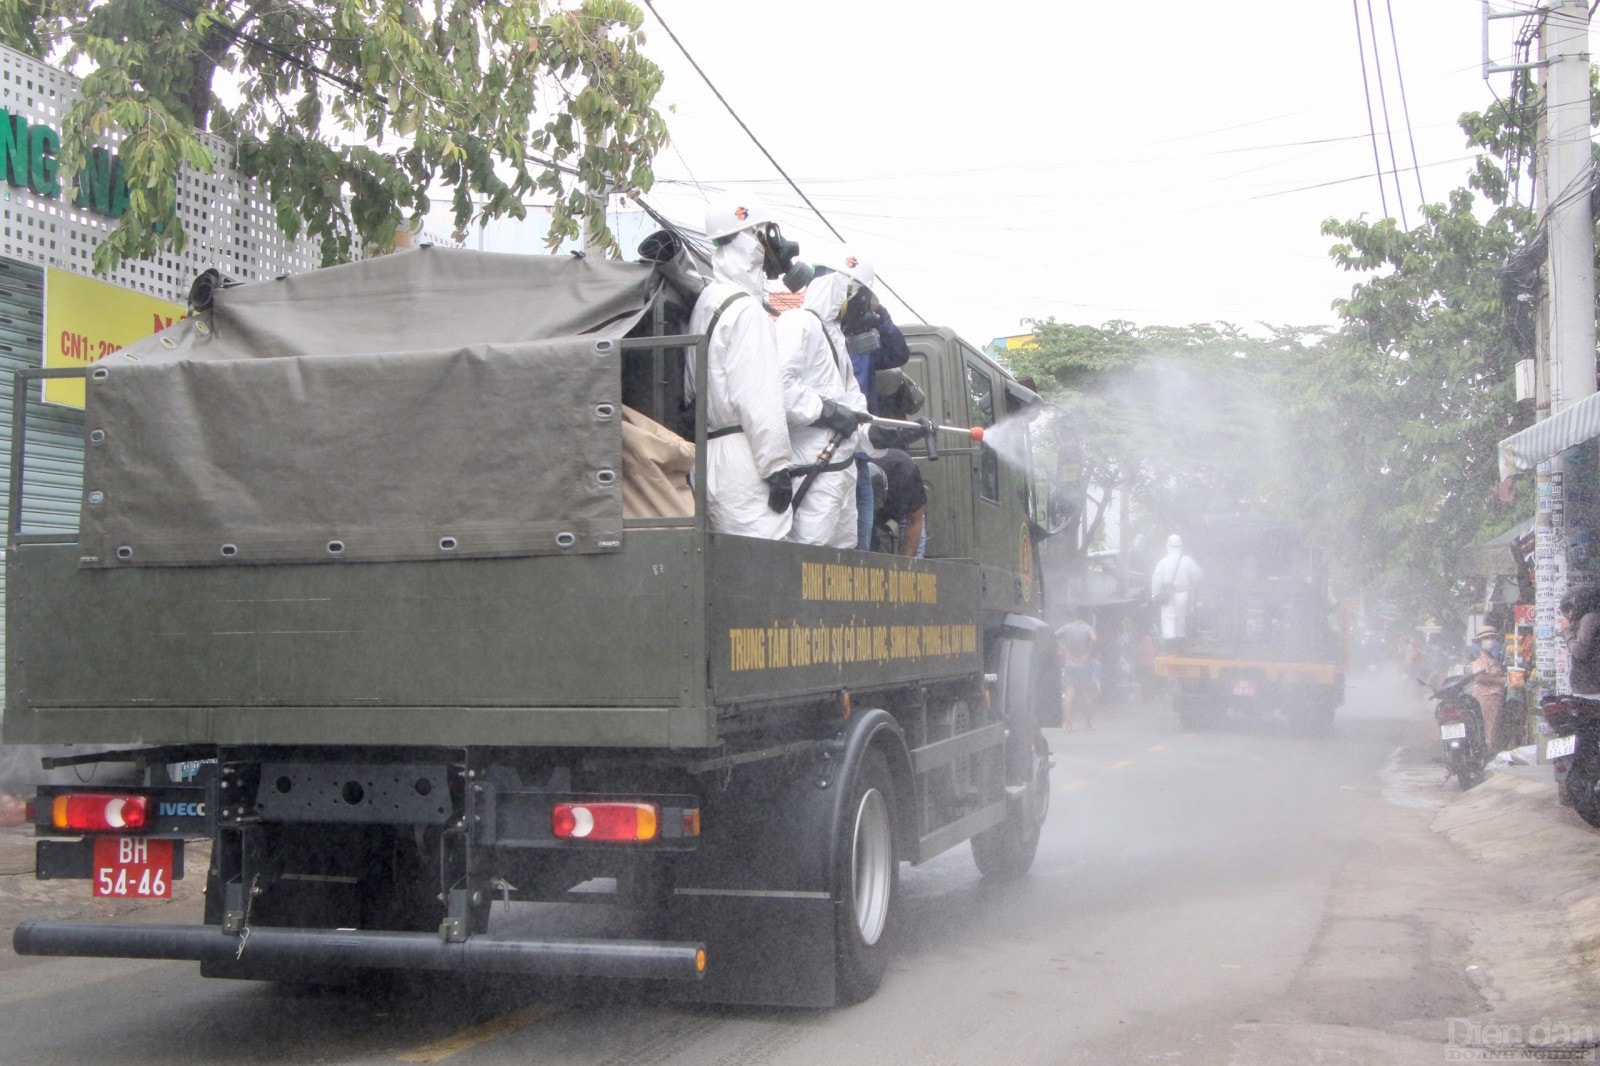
xmin=1021 ymin=404 xmax=1076 ymax=537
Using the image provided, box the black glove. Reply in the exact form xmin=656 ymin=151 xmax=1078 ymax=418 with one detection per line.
xmin=766 ymin=470 xmax=794 ymax=513
xmin=812 ymin=398 xmax=868 ymax=436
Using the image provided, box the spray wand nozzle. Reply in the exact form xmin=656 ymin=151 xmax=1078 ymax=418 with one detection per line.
xmin=867 ymin=414 xmax=983 ymax=441
xmin=867 ymin=414 xmax=983 ymax=461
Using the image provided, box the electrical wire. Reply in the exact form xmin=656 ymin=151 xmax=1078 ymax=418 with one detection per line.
xmin=640 ymin=0 xmax=928 ymax=323
xmin=1489 ymin=24 xmax=1541 ymax=214
xmin=1351 ymin=0 xmax=1392 ymax=220
xmin=151 ymin=0 xmax=371 ymax=100
xmin=1248 ymin=155 xmax=1475 ymax=200
xmin=1382 ymin=0 xmax=1426 ymax=206
xmin=1362 ymin=0 xmax=1408 ymax=227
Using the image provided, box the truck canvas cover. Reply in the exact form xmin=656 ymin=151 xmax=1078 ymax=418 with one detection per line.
xmin=77 ymin=247 xmax=663 ymax=567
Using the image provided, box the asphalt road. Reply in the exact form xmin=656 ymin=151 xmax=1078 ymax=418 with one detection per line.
xmin=0 ymin=673 xmax=1555 ymax=1064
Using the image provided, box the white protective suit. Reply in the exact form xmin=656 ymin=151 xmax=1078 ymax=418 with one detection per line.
xmin=776 ymin=271 xmax=870 ymax=548
xmin=686 ymin=233 xmax=793 ymax=538
xmin=1150 ymin=537 xmax=1203 ymax=640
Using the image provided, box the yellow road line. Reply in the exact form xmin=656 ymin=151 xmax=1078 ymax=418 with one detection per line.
xmin=396 ymin=1003 xmax=568 ymax=1063
xmin=1147 ymin=744 xmax=1168 ymax=752
xmin=1109 ymin=760 xmax=1134 ymax=770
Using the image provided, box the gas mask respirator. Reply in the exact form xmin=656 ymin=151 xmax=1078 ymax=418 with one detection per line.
xmin=755 ymin=224 xmax=812 ymax=292
xmin=842 ymin=286 xmax=880 ymax=357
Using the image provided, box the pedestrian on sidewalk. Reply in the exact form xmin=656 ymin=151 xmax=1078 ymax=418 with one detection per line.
xmin=1404 ymin=636 xmax=1425 ymax=697
xmin=1057 ymin=608 xmax=1098 ymax=731
xmin=1558 ymin=586 xmax=1600 ymax=698
xmin=1467 ymin=625 xmax=1508 ymax=752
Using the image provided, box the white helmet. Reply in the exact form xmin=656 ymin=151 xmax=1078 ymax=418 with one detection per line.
xmin=1167 ymin=534 xmax=1183 ymax=549
xmin=705 ymin=195 xmax=773 ymax=242
xmin=836 ymin=250 xmax=875 ymax=292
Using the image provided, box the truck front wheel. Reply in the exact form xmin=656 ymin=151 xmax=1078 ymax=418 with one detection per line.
xmin=970 ymin=727 xmax=1050 ymax=880
xmin=833 ymin=747 xmax=898 ymax=1004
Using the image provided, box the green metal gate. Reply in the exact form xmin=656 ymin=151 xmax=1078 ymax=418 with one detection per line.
xmin=0 ymin=257 xmax=87 ymax=693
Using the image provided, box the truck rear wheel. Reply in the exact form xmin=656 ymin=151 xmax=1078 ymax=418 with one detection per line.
xmin=833 ymin=747 xmax=898 ymax=1005
xmin=1175 ymin=689 xmax=1223 ymax=731
xmin=1293 ymin=702 xmax=1337 ymax=737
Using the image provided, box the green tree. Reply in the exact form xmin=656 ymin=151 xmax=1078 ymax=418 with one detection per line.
xmin=1008 ymin=319 xmax=1321 ymax=560
xmin=1302 ymin=78 xmax=1549 ymax=621
xmin=4 ymin=0 xmax=669 ymax=270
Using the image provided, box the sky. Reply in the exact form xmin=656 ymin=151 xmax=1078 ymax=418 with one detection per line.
xmin=628 ymin=0 xmax=1555 ymax=346
xmin=434 ymin=1 xmax=1567 ymax=349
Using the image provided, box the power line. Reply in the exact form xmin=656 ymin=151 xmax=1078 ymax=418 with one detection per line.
xmin=1382 ymin=0 xmax=1427 ymax=206
xmin=1362 ymin=0 xmax=1408 ymax=227
xmin=1351 ymin=0 xmax=1392 ymax=220
xmin=151 ymin=0 xmax=371 ymax=100
xmin=640 ymin=0 xmax=928 ymax=324
xmin=1248 ymin=154 xmax=1475 ymax=200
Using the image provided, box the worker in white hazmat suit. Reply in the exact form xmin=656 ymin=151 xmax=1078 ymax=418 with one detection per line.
xmin=1150 ymin=534 xmax=1203 ymax=652
xmin=776 ymin=253 xmax=875 ymax=548
xmin=686 ymin=197 xmax=797 ymax=538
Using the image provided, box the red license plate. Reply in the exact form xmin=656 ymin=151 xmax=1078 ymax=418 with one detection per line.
xmin=1232 ymin=678 xmax=1258 ymax=697
xmin=92 ymin=837 xmax=174 ymax=898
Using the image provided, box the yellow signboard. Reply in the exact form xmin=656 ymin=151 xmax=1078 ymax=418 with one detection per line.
xmin=42 ymin=268 xmax=185 ymax=408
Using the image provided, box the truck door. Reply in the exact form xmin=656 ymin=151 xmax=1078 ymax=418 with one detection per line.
xmin=962 ymin=356 xmax=1035 ymax=613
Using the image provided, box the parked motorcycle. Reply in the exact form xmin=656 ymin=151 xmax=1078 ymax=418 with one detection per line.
xmin=1539 ymin=693 xmax=1600 ymax=827
xmin=1425 ymin=673 xmax=1488 ymax=790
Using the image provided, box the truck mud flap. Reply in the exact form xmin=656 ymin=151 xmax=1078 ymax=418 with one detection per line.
xmin=665 ymin=891 xmax=837 ymax=1007
xmin=663 ymin=709 xmax=911 ymax=1008
xmin=12 ymin=921 xmax=705 ymax=982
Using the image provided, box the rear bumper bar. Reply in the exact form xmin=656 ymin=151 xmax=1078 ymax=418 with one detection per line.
xmin=13 ymin=921 xmax=705 ymax=981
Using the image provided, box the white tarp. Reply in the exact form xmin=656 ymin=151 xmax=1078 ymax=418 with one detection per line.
xmin=79 ymin=247 xmax=668 ymax=567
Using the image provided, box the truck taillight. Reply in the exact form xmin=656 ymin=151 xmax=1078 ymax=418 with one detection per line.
xmin=51 ymin=793 xmax=149 ymax=831
xmin=551 ymin=802 xmax=658 ymax=842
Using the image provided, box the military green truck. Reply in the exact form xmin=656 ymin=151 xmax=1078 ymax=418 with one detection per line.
xmin=4 ymin=242 xmax=1070 ymax=1007
xmin=1153 ymin=516 xmax=1345 ymax=734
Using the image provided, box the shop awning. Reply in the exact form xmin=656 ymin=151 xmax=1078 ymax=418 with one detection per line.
xmin=1460 ymin=517 xmax=1532 ymax=578
xmin=1498 ymin=391 xmax=1600 ymax=479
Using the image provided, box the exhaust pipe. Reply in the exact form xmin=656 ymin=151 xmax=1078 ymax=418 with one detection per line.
xmin=14 ymin=921 xmax=706 ymax=981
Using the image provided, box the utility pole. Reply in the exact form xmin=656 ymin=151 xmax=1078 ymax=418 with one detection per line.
xmin=1532 ymin=0 xmax=1596 ymax=696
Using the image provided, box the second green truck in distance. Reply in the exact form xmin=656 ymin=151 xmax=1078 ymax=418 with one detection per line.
xmin=1154 ymin=517 xmax=1346 ymax=734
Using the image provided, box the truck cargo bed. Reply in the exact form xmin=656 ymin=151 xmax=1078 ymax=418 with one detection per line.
xmin=6 ymin=531 xmax=981 ymax=750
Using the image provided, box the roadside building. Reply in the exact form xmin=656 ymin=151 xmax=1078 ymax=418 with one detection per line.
xmin=0 ymin=44 xmax=319 ymax=730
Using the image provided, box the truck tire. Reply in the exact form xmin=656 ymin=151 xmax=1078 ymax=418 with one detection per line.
xmin=833 ymin=747 xmax=898 ymax=1005
xmin=1175 ymin=692 xmax=1221 ymax=731
xmin=970 ymin=727 xmax=1050 ymax=880
xmin=1294 ymin=701 xmax=1337 ymax=737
